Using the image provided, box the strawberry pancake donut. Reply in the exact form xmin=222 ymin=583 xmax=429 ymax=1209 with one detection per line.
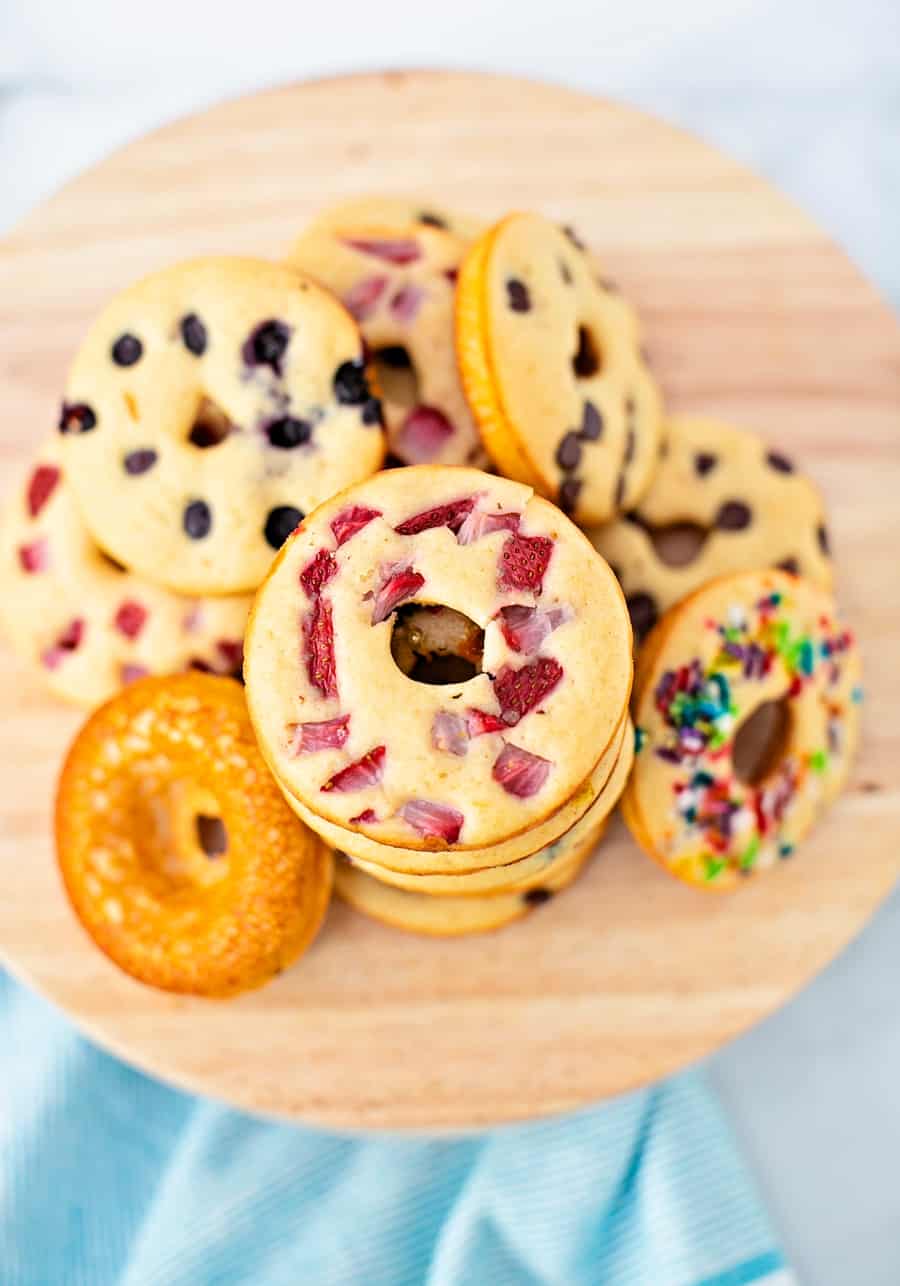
xmin=59 ymin=257 xmax=385 ymax=594
xmin=0 ymin=441 xmax=249 ymax=706
xmin=288 ymin=217 xmax=485 ymax=466
xmin=245 ymin=467 xmax=632 ymax=873
xmin=624 ymin=569 xmax=862 ymax=891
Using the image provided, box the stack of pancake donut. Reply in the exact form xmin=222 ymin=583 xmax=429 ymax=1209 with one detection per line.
xmin=0 ymin=194 xmax=862 ymax=996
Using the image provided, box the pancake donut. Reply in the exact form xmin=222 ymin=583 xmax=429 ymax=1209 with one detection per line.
xmin=59 ymin=257 xmax=386 ymax=594
xmin=590 ymin=417 xmax=833 ymax=643
xmin=55 ymin=674 xmax=333 ymax=995
xmin=456 ymin=212 xmax=662 ymax=524
xmin=623 ymin=570 xmax=861 ymax=891
xmin=288 ymin=219 xmax=486 ymax=466
xmin=245 ymin=466 xmax=632 ymax=871
xmin=0 ymin=440 xmax=250 ymax=706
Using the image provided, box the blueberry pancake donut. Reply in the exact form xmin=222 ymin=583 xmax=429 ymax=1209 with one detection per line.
xmin=348 ymin=717 xmax=633 ymax=896
xmin=0 ymin=441 xmax=249 ymax=706
xmin=591 ymin=418 xmax=833 ymax=643
xmin=334 ymin=806 xmax=602 ymax=936
xmin=624 ymin=570 xmax=861 ymax=891
xmin=245 ymin=466 xmax=632 ymax=871
xmin=59 ymin=257 xmax=385 ymax=594
xmin=456 ymin=213 xmax=662 ymax=525
xmin=307 ymin=194 xmax=484 ymax=244
xmin=288 ymin=221 xmax=485 ymax=466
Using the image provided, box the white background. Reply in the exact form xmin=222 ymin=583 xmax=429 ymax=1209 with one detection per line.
xmin=2 ymin=3 xmax=899 ymax=1283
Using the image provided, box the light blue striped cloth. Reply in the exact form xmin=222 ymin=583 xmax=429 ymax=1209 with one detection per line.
xmin=0 ymin=973 xmax=791 ymax=1286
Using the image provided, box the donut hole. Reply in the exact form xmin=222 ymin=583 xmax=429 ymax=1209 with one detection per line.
xmin=133 ymin=777 xmax=230 ymax=890
xmin=646 ymin=521 xmax=709 ymax=568
xmin=391 ymin=604 xmax=484 ymax=685
xmin=733 ymin=699 xmax=791 ymax=787
xmin=572 ymin=325 xmax=602 ymax=379
xmin=372 ymin=345 xmax=419 ymax=412
xmin=189 ymin=395 xmax=234 ymax=449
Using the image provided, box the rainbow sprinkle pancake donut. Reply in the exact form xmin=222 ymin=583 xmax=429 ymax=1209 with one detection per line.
xmin=0 ymin=441 xmax=249 ymax=705
xmin=59 ymin=257 xmax=386 ymax=594
xmin=55 ymin=674 xmax=333 ymax=995
xmin=624 ymin=569 xmax=861 ymax=890
xmin=245 ymin=466 xmax=632 ymax=872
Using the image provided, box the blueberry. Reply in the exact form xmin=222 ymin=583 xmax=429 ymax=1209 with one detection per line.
xmin=361 ymin=397 xmax=384 ymax=426
xmin=766 ymin=450 xmax=794 ymax=474
xmin=626 ymin=592 xmax=659 ymax=641
xmin=506 ymin=279 xmax=531 ymax=312
xmin=266 ymin=416 xmax=312 ymax=448
xmin=123 ymin=448 xmax=158 ymax=475
xmin=333 ymin=359 xmax=370 ymax=405
xmin=555 ymin=431 xmax=582 ymax=472
xmin=58 ymin=402 xmax=96 ymax=435
xmin=418 ymin=211 xmax=447 ymax=229
xmin=558 ymin=478 xmax=582 ymax=514
xmin=180 ymin=313 xmax=208 ymax=356
xmin=716 ymin=500 xmax=752 ymax=531
xmin=184 ymin=500 xmax=212 ymax=540
xmin=522 ymin=887 xmax=553 ymax=906
xmin=580 ymin=401 xmax=603 ymax=441
xmin=112 ymin=334 xmax=143 ymax=367
xmin=242 ymin=320 xmax=291 ymax=375
xmin=264 ymin=505 xmax=303 ymax=550
xmin=695 ymin=452 xmax=717 ymax=476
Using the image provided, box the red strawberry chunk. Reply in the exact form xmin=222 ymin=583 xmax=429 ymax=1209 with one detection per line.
xmin=493 ymin=743 xmax=551 ymax=798
xmin=300 ymin=548 xmax=337 ymax=599
xmin=18 ymin=538 xmax=49 ymax=574
xmin=41 ymin=618 xmax=85 ymax=669
xmin=341 ymin=236 xmax=421 ymax=264
xmin=399 ymin=799 xmax=464 ymax=844
xmin=498 ymin=533 xmax=553 ymax=594
xmin=216 ymin=639 xmax=244 ymax=673
xmin=26 ymin=465 xmax=61 ymax=518
xmin=395 ymin=496 xmax=475 ymax=536
xmin=394 ymin=407 xmax=455 ymax=464
xmin=370 ymin=562 xmax=425 ymax=624
xmin=121 ymin=663 xmax=150 ymax=684
xmin=465 ymin=708 xmax=506 ymax=737
xmin=498 ymin=604 xmax=571 ymax=653
xmin=343 ymin=275 xmax=388 ymax=321
xmin=303 ymin=598 xmax=338 ymax=698
xmin=431 ymin=710 xmax=470 ymax=757
xmin=321 ymin=745 xmax=386 ymax=792
xmin=493 ymin=657 xmax=563 ymax=726
xmin=390 ymin=283 xmax=425 ymax=323
xmin=330 ymin=505 xmax=381 ymax=547
xmin=350 ymin=808 xmax=378 ymax=824
xmin=456 ymin=508 xmax=521 ymax=546
xmin=114 ymin=599 xmax=148 ymax=640
xmin=289 ymin=713 xmax=351 ymax=755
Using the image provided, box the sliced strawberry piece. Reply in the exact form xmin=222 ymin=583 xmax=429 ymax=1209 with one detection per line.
xmin=493 ymin=743 xmax=552 ymax=798
xmin=289 ymin=713 xmax=350 ymax=755
xmin=216 ymin=639 xmax=244 ymax=673
xmin=395 ymin=496 xmax=475 ymax=536
xmin=114 ymin=600 xmax=148 ymax=640
xmin=121 ymin=663 xmax=150 ymax=684
xmin=330 ymin=505 xmax=381 ymax=546
xmin=370 ymin=562 xmax=425 ymax=624
xmin=493 ymin=657 xmax=563 ymax=726
xmin=498 ymin=604 xmax=571 ymax=653
xmin=399 ymin=799 xmax=464 ymax=844
xmin=18 ymin=538 xmax=49 ymax=574
xmin=456 ymin=508 xmax=521 ymax=546
xmin=349 ymin=808 xmax=378 ymax=825
xmin=465 ymin=708 xmax=506 ymax=737
xmin=390 ymin=283 xmax=425 ymax=323
xmin=343 ymin=275 xmax=388 ymax=321
xmin=26 ymin=465 xmax=61 ymax=518
xmin=498 ymin=533 xmax=553 ymax=594
xmin=41 ymin=618 xmax=85 ymax=669
xmin=300 ymin=548 xmax=337 ymax=600
xmin=321 ymin=745 xmax=386 ymax=792
xmin=431 ymin=710 xmax=470 ymax=757
xmin=394 ymin=406 xmax=455 ymax=464
xmin=303 ymin=598 xmax=338 ymax=698
xmin=341 ymin=236 xmax=421 ymax=265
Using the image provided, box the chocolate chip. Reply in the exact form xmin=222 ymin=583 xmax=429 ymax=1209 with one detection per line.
xmin=573 ymin=326 xmax=600 ymax=378
xmin=362 ymin=397 xmax=384 ymax=426
xmin=418 ymin=211 xmax=447 ymax=229
xmin=506 ymin=279 xmax=531 ymax=312
xmin=242 ymin=320 xmax=291 ymax=375
xmin=333 ymin=359 xmax=370 ymax=405
xmin=264 ymin=505 xmax=303 ymax=550
xmin=558 ymin=478 xmax=582 ymax=514
xmin=626 ymin=591 xmax=658 ymax=641
xmin=624 ymin=428 xmax=636 ymax=466
xmin=377 ymin=345 xmax=412 ymax=368
xmin=523 ymin=887 xmax=554 ymax=906
xmin=58 ymin=402 xmax=96 ymax=435
xmin=559 ymin=259 xmax=573 ymax=285
xmin=196 ymin=814 xmax=227 ymax=857
xmin=715 ymin=500 xmax=752 ymax=531
xmin=266 ymin=416 xmax=312 ymax=448
xmin=580 ymin=401 xmax=603 ymax=441
xmin=777 ymin=557 xmax=800 ymax=575
xmin=562 ymin=225 xmax=586 ymax=251
xmin=817 ymin=524 xmax=831 ymax=557
xmin=180 ymin=313 xmax=207 ymax=356
xmin=184 ymin=500 xmax=212 ymax=540
xmin=695 ymin=452 xmax=717 ymax=476
xmin=111 ymin=334 xmax=142 ymax=367
xmin=556 ymin=431 xmax=582 ymax=471
xmin=767 ymin=451 xmax=794 ymax=474
xmin=123 ymin=448 xmax=158 ymax=475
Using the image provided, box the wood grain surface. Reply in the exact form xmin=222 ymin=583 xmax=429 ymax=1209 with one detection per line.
xmin=0 ymin=71 xmax=898 ymax=1130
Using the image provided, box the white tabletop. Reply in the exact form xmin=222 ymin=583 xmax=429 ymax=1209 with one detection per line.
xmin=3 ymin=3 xmax=898 ymax=1282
